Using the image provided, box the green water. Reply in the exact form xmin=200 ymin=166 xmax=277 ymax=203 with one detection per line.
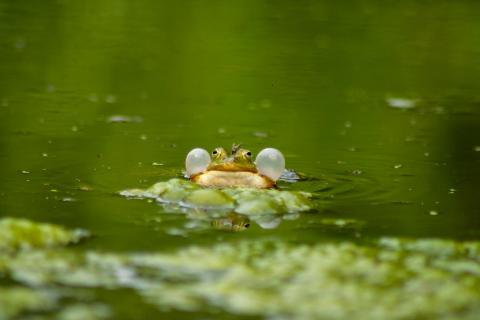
xmin=1 ymin=0 xmax=480 ymax=319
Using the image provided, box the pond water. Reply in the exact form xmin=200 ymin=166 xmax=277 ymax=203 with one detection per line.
xmin=1 ymin=1 xmax=480 ymax=319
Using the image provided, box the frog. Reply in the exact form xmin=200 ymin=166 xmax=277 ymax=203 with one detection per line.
xmin=120 ymin=144 xmax=312 ymax=229
xmin=185 ymin=144 xmax=285 ymax=188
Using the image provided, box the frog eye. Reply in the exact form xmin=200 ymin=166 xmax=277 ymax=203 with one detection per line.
xmin=185 ymin=148 xmax=211 ymax=177
xmin=245 ymin=151 xmax=252 ymax=158
xmin=212 ymin=148 xmax=226 ymax=158
xmin=255 ymin=148 xmax=285 ymax=181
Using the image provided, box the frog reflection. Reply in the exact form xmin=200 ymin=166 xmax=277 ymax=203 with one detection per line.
xmin=211 ymin=213 xmax=250 ymax=232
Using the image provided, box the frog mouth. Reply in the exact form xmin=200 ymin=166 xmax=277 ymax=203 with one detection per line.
xmin=192 ymin=170 xmax=275 ymax=189
xmin=208 ymin=161 xmax=257 ymax=173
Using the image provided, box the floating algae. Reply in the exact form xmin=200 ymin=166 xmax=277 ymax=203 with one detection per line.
xmin=130 ymin=240 xmax=480 ymax=319
xmin=54 ymin=303 xmax=111 ymax=320
xmin=0 ymin=217 xmax=89 ymax=253
xmin=120 ymin=178 xmax=312 ymax=215
xmin=1 ymin=238 xmax=480 ymax=318
xmin=0 ymin=288 xmax=109 ymax=320
xmin=0 ymin=218 xmax=107 ymax=320
xmin=120 ymin=178 xmax=313 ymax=230
xmin=0 ymin=287 xmax=59 ymax=319
xmin=3 ymin=241 xmax=480 ymax=319
xmin=1 ymin=218 xmax=480 ymax=319
xmin=183 ymin=189 xmax=235 ymax=210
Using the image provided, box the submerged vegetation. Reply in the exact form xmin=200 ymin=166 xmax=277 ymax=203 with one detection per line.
xmin=1 ymin=218 xmax=480 ymax=319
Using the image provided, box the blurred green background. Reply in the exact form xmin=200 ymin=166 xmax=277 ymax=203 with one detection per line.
xmin=0 ymin=0 xmax=480 ymax=317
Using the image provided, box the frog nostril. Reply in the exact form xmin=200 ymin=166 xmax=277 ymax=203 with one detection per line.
xmin=246 ymin=152 xmax=252 ymax=157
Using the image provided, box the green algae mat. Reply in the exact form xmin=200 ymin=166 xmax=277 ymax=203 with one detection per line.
xmin=120 ymin=178 xmax=313 ymax=230
xmin=1 ymin=218 xmax=480 ymax=320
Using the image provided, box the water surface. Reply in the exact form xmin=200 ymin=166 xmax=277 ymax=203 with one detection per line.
xmin=1 ymin=0 xmax=480 ymax=318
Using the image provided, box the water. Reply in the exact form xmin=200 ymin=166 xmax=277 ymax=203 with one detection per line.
xmin=1 ymin=0 xmax=480 ymax=318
